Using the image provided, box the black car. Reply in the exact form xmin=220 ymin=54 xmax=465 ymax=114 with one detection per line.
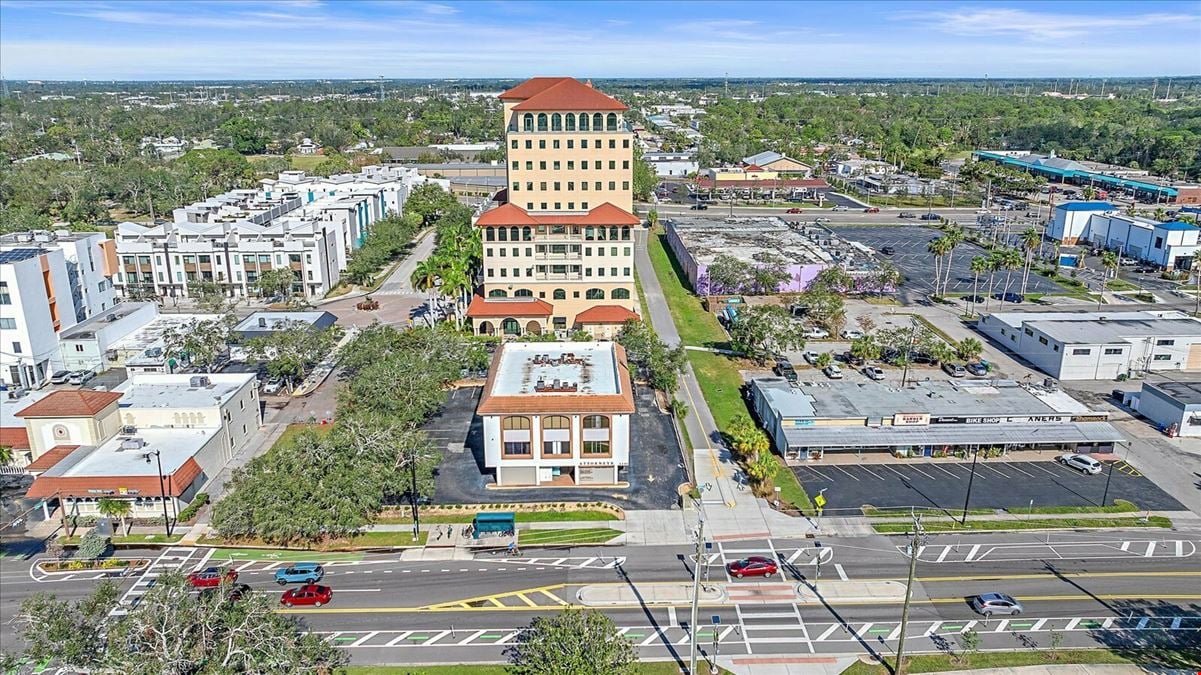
xmin=773 ymin=360 xmax=798 ymax=383
xmin=689 ymin=203 xmax=709 ymax=210
xmin=993 ymin=291 xmax=1024 ymax=303
xmin=841 ymin=351 xmax=865 ymax=367
xmin=909 ymin=352 xmax=939 ymax=365
xmin=920 ymin=213 xmax=942 ymax=221
xmin=1134 ymin=265 xmax=1158 ymax=274
xmin=898 ymin=212 xmax=917 ymax=219
xmin=880 ymin=246 xmax=895 ymax=255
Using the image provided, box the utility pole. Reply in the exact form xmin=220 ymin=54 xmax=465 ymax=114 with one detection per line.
xmin=689 ymin=513 xmax=706 ymax=675
xmin=895 ymin=510 xmax=926 ymax=675
xmin=961 ymin=446 xmax=980 ymax=524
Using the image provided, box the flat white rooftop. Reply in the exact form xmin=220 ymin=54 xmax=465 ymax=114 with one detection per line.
xmin=234 ymin=311 xmax=335 ymax=333
xmin=41 ymin=427 xmax=215 ymax=479
xmin=1 ymin=391 xmax=49 ymax=429
xmin=111 ymin=313 xmax=224 ymax=353
xmin=114 ymin=373 xmax=255 ymax=410
xmin=491 ymin=342 xmax=619 ymax=396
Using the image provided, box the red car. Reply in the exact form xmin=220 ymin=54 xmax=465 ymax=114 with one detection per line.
xmin=864 ymin=207 xmax=880 ymax=213
xmin=187 ymin=567 xmax=238 ymax=588
xmin=785 ymin=208 xmax=803 ymax=214
xmin=280 ymin=584 xmax=333 ymax=607
xmin=726 ymin=556 xmax=779 ymax=578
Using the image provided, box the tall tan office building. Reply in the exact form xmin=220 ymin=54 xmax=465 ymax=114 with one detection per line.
xmin=467 ymin=77 xmax=641 ymax=340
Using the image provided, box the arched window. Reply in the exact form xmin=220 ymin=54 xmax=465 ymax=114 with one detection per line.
xmin=578 ymin=113 xmax=589 ymax=131
xmin=509 ymin=226 xmax=520 ymax=242
xmin=606 ymin=113 xmax=618 ymax=131
xmin=592 ymin=113 xmax=603 ymax=130
xmin=537 ymin=113 xmax=548 ymax=131
xmin=503 ymin=416 xmax=531 ymax=430
xmin=514 ymin=288 xmax=533 ymax=297
xmin=522 ymin=113 xmax=534 ymax=131
xmin=583 ymin=415 xmax=610 ymax=429
xmin=502 ymin=318 xmax=521 ymax=335
xmin=612 ymin=288 xmax=631 ymax=300
xmin=586 ymin=288 xmax=605 ymax=300
xmin=521 ymin=226 xmax=532 ymax=241
xmin=497 ymin=227 xmax=507 ymax=241
xmin=488 ymin=289 xmax=508 ymax=297
xmin=485 ymin=228 xmax=495 ymax=241
xmin=478 ymin=321 xmax=494 ymax=336
xmin=553 ymin=289 xmax=566 ymax=300
xmin=551 ymin=113 xmax=562 ymax=131
xmin=565 ymin=114 xmax=575 ymax=131
xmin=544 ymin=415 xmax=570 ymax=429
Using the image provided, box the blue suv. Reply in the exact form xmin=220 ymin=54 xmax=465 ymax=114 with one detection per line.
xmin=274 ymin=562 xmax=324 ymax=585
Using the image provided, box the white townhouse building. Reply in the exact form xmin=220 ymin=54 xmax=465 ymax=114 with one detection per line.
xmin=0 ymin=231 xmax=119 ymax=388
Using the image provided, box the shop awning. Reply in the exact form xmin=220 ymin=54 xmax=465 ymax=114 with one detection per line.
xmin=781 ymin=422 xmax=1127 ymax=449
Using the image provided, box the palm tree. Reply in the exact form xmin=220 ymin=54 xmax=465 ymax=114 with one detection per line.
xmin=647 ymin=209 xmax=660 ymax=230
xmin=926 ymin=237 xmax=951 ymax=298
xmin=969 ymin=256 xmax=990 ymax=316
xmin=411 ymin=257 xmax=441 ymax=302
xmin=996 ymin=248 xmax=1024 ymax=307
xmin=940 ymin=225 xmax=965 ymax=296
xmin=1099 ymin=250 xmax=1119 ymax=309
xmin=98 ymin=497 xmax=132 ymax=536
xmin=1019 ymin=226 xmax=1041 ymax=296
xmin=0 ymin=445 xmax=13 ymax=467
xmin=983 ymin=250 xmax=1003 ymax=311
xmin=1154 ymin=207 xmax=1168 ymax=223
xmin=957 ymin=337 xmax=984 ymax=362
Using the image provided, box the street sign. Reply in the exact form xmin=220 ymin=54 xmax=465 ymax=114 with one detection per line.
xmin=711 ymin=615 xmax=720 ymax=625
xmin=814 ymin=493 xmax=827 ymax=508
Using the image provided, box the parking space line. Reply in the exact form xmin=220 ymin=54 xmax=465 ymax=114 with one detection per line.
xmin=979 ymin=463 xmax=1010 ymax=478
xmin=860 ymin=466 xmax=885 ymax=480
xmin=928 ymin=464 xmax=959 ymax=478
xmin=907 ymin=465 xmax=937 ymax=480
xmin=1006 ymin=464 xmax=1037 ymax=478
xmin=807 ymin=467 xmax=835 ymax=481
xmin=1027 ymin=462 xmax=1060 ymax=476
xmin=833 ymin=466 xmax=861 ymax=481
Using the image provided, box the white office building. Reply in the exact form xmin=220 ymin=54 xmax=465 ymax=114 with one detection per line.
xmin=977 ymin=311 xmax=1201 ymax=380
xmin=643 ymin=151 xmax=698 ymax=177
xmin=477 ymin=342 xmax=634 ymax=487
xmin=1048 ymin=202 xmax=1201 ymax=270
xmin=57 ymin=302 xmax=159 ymax=373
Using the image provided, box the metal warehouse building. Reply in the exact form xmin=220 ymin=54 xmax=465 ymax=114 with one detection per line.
xmin=977 ymin=311 xmax=1201 ymax=381
xmin=749 ymin=377 xmax=1124 ymax=462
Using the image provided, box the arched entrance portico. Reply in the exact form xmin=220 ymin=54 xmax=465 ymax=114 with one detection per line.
xmin=525 ymin=321 xmax=542 ymax=335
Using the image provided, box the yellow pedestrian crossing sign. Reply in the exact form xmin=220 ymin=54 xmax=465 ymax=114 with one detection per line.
xmin=814 ymin=494 xmax=827 ymax=509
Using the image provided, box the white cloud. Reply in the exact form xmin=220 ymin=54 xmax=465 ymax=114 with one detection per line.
xmin=907 ymin=7 xmax=1201 ymax=40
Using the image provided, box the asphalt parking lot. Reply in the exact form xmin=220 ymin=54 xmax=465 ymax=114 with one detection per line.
xmin=793 ymin=459 xmax=1184 ymax=513
xmin=827 ymin=225 xmax=1066 ymax=300
xmin=425 ymin=385 xmax=687 ymax=510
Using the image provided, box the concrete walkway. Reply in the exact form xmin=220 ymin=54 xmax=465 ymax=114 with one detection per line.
xmin=920 ymin=666 xmax=1143 ymax=675
xmin=635 ymin=229 xmax=818 ymax=542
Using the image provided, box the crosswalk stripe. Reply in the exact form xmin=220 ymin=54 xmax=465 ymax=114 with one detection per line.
xmin=384 ymin=632 xmax=412 ymax=646
xmin=816 ymin=625 xmax=842 ymax=641
xmin=349 ymin=632 xmax=379 ymax=648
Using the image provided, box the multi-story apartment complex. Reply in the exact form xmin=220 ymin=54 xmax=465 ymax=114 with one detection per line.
xmin=467 ymin=77 xmax=641 ymax=339
xmin=113 ymin=166 xmax=444 ymax=300
xmin=0 ymin=231 xmax=119 ymax=389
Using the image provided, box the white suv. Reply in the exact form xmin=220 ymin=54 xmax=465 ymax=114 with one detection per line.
xmin=1057 ymin=453 xmax=1103 ymax=475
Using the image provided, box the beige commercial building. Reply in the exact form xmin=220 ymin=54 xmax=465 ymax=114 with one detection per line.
xmin=468 ymin=77 xmax=640 ymax=339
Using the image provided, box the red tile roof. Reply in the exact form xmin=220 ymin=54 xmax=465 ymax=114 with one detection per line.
xmin=0 ymin=427 xmax=29 ymax=450
xmin=744 ymin=164 xmax=765 ymax=171
xmin=27 ymin=457 xmax=203 ymax=500
xmin=16 ymin=391 xmax=123 ymax=418
xmin=475 ymin=202 xmax=640 ymax=227
xmin=508 ymin=78 xmax=627 ymax=112
xmin=573 ymin=305 xmax=640 ymax=325
xmin=475 ymin=203 xmax=540 ymax=226
xmin=477 ymin=343 xmax=636 ymax=415
xmin=25 ymin=445 xmax=80 ymax=473
xmin=499 ymin=77 xmax=570 ymax=101
xmin=466 ymin=296 xmax=554 ymax=318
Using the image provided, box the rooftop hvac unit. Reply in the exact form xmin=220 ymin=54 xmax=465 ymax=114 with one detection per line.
xmin=120 ymin=437 xmax=145 ymax=451
xmin=121 ymin=425 xmax=137 ymax=435
xmin=189 ymin=375 xmax=211 ymax=388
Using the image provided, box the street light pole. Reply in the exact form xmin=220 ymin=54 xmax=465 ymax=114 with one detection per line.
xmin=895 ymin=510 xmax=925 ymax=675
xmin=689 ymin=512 xmax=706 ymax=675
xmin=143 ymin=450 xmax=172 ymax=537
xmin=409 ymin=457 xmax=421 ymax=540
xmin=961 ymin=446 xmax=980 ymax=524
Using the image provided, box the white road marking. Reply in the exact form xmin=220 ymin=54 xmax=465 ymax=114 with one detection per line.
xmin=935 ymin=546 xmax=952 ymax=563
xmin=667 ymin=606 xmax=678 ymax=627
xmin=1031 ymin=619 xmax=1047 ymax=631
xmin=192 ymin=548 xmax=215 ymax=572
xmin=457 ymin=630 xmax=486 ymax=645
xmin=1120 ymin=541 xmax=1131 ymax=552
xmin=350 ymin=632 xmax=379 ymax=648
xmin=384 ymin=632 xmax=412 ymax=646
xmin=994 ymin=620 xmax=1009 ymax=632
xmin=816 ymin=624 xmax=842 ymax=641
xmin=924 ymin=622 xmax=942 ymax=636
xmin=1144 ymin=542 xmax=1156 ymax=557
xmin=1171 ymin=617 xmax=1182 ymax=629
xmin=1136 ymin=617 xmax=1150 ymax=629
xmin=1065 ymin=618 xmax=1080 ymax=630
xmin=424 ymin=630 xmax=451 ymax=645
xmin=835 ymin=563 xmax=849 ymax=581
xmin=963 ymin=544 xmax=982 ymax=562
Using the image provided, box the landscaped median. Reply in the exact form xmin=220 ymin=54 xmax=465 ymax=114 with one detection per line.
xmin=645 ymin=229 xmax=812 ymax=514
xmin=872 ymin=515 xmax=1173 ymax=534
xmin=196 ymin=531 xmax=427 ymax=552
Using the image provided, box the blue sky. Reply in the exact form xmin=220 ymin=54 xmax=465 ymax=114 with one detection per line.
xmin=1 ymin=0 xmax=1199 ymax=80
